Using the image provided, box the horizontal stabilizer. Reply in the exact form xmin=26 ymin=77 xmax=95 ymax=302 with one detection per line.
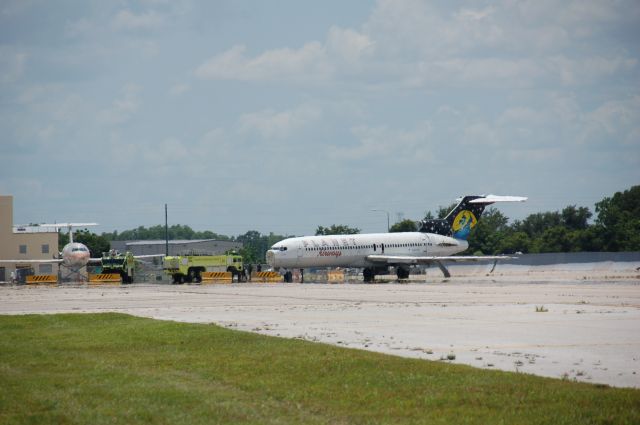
xmin=39 ymin=223 xmax=99 ymax=229
xmin=468 ymin=195 xmax=527 ymax=204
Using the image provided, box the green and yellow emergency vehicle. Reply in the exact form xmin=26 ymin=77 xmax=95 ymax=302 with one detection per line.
xmin=163 ymin=253 xmax=244 ymax=284
xmin=101 ymin=250 xmax=136 ymax=283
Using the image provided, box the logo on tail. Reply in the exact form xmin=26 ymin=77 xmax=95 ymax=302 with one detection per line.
xmin=452 ymin=210 xmax=477 ymax=239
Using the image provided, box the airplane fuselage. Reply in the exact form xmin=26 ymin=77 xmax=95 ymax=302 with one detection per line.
xmin=266 ymin=232 xmax=467 ymax=269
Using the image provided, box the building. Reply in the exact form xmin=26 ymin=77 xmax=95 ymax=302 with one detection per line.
xmin=110 ymin=239 xmax=243 ymax=256
xmin=0 ymin=195 xmax=59 ymax=281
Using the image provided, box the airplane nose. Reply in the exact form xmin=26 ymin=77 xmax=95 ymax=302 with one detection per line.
xmin=266 ymin=250 xmax=276 ymax=267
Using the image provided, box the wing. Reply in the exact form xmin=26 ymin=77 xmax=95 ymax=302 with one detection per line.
xmin=88 ymin=258 xmax=103 ymax=264
xmin=132 ymin=254 xmax=165 ymax=259
xmin=0 ymin=259 xmax=63 ymax=264
xmin=366 ymin=254 xmax=516 ymax=265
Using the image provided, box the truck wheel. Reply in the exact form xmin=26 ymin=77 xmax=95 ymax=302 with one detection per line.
xmin=227 ymin=267 xmax=237 ymax=283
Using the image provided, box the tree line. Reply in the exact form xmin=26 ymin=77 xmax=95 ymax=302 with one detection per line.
xmin=66 ymin=185 xmax=639 ymax=259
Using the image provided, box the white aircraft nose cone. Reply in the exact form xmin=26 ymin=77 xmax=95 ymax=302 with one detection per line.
xmin=266 ymin=250 xmax=276 ymax=267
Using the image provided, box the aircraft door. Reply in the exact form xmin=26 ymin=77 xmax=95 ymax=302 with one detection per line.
xmin=297 ymin=244 xmax=303 ymax=260
xmin=422 ymin=234 xmax=430 ymax=254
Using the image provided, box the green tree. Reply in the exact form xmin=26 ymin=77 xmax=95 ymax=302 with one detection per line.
xmin=561 ymin=205 xmax=592 ymax=230
xmin=531 ymin=226 xmax=572 ymax=253
xmin=110 ymin=225 xmax=230 ymax=241
xmin=568 ymin=226 xmax=604 ymax=252
xmin=389 ymin=219 xmax=418 ymax=233
xmin=595 ymin=185 xmax=640 ymax=251
xmin=58 ymin=231 xmax=69 ymax=251
xmin=467 ymin=208 xmax=510 ymax=254
xmin=315 ymin=225 xmax=360 ymax=235
xmin=437 ymin=203 xmax=457 ymax=219
xmin=513 ymin=212 xmax=562 ymax=239
xmin=73 ymin=230 xmax=111 ymax=258
xmin=497 ymin=231 xmax=531 ymax=254
xmin=237 ymin=231 xmax=289 ymax=264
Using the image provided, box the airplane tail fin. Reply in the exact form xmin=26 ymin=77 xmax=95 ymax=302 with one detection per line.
xmin=419 ymin=195 xmax=527 ymax=240
xmin=40 ymin=223 xmax=98 ymax=244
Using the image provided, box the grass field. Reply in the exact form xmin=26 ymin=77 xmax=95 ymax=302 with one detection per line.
xmin=0 ymin=313 xmax=638 ymax=424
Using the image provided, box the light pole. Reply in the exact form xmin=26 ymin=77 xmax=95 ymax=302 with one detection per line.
xmin=371 ymin=209 xmax=390 ymax=232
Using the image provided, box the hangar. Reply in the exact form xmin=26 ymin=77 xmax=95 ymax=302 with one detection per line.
xmin=0 ymin=195 xmax=58 ymax=281
xmin=110 ymin=239 xmax=243 ymax=257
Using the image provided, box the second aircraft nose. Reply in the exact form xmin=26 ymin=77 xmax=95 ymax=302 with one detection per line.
xmin=266 ymin=250 xmax=277 ymax=267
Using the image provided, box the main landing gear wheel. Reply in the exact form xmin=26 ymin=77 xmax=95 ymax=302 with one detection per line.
xmin=396 ymin=266 xmax=410 ymax=280
xmin=363 ymin=268 xmax=375 ymax=283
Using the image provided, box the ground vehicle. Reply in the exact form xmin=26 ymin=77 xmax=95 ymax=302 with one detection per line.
xmin=101 ymin=250 xmax=136 ymax=283
xmin=163 ymin=254 xmax=244 ymax=284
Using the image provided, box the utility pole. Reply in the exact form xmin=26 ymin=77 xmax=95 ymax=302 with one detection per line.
xmin=371 ymin=209 xmax=390 ymax=232
xmin=165 ymin=203 xmax=169 ymax=256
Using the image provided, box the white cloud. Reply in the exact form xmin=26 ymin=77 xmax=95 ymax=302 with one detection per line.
xmin=238 ymin=104 xmax=322 ymax=139
xmin=580 ymin=96 xmax=640 ymax=145
xmin=462 ymin=122 xmax=500 ymax=147
xmin=193 ymin=0 xmax=637 ymax=90
xmin=113 ymin=9 xmax=164 ymax=30
xmin=198 ymin=128 xmax=230 ymax=154
xmin=195 ymin=25 xmax=374 ymax=83
xmin=0 ymin=50 xmax=26 ymax=83
xmin=169 ymin=82 xmax=190 ymax=96
xmin=98 ymin=84 xmax=142 ymax=125
xmin=326 ymin=26 xmax=375 ymax=66
xmin=328 ymin=122 xmax=433 ymax=162
xmin=65 ymin=18 xmax=94 ymax=38
xmin=546 ymin=55 xmax=637 ymax=85
xmin=143 ymin=138 xmax=188 ymax=165
xmin=196 ymin=43 xmax=331 ymax=82
xmin=37 ymin=125 xmax=55 ymax=141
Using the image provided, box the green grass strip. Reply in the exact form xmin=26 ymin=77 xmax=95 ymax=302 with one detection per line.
xmin=0 ymin=313 xmax=638 ymax=424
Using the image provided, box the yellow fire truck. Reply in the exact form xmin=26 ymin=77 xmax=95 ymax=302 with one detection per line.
xmin=163 ymin=254 xmax=244 ymax=284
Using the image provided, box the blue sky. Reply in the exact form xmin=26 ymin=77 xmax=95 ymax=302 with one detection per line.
xmin=1 ymin=0 xmax=638 ymax=236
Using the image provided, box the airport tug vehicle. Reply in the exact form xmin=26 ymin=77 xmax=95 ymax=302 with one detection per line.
xmin=163 ymin=253 xmax=245 ymax=284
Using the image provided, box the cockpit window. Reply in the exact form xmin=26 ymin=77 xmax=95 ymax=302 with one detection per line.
xmin=272 ymin=246 xmax=288 ymax=251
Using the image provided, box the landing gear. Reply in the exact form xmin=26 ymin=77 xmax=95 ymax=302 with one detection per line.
xmin=396 ymin=266 xmax=410 ymax=280
xmin=363 ymin=268 xmax=375 ymax=283
xmin=435 ymin=261 xmax=451 ymax=278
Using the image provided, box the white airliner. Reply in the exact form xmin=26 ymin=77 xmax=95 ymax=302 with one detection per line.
xmin=1 ymin=223 xmax=161 ymax=271
xmin=0 ymin=223 xmax=101 ymax=270
xmin=266 ymin=195 xmax=527 ymax=281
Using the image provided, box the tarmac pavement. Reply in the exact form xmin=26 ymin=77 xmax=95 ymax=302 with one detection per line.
xmin=1 ymin=278 xmax=639 ymax=388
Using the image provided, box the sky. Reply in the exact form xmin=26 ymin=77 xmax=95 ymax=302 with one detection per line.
xmin=1 ymin=0 xmax=639 ymax=237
